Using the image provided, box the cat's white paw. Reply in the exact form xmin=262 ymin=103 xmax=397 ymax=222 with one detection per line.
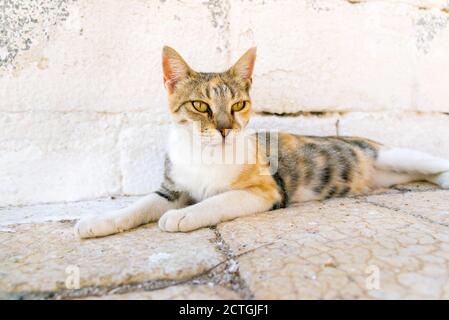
xmin=435 ymin=171 xmax=449 ymax=189
xmin=158 ymin=209 xmax=199 ymax=232
xmin=74 ymin=215 xmax=117 ymax=239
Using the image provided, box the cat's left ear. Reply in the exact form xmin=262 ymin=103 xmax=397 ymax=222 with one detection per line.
xmin=229 ymin=47 xmax=257 ymax=86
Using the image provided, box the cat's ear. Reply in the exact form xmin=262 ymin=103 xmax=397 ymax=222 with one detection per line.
xmin=229 ymin=47 xmax=257 ymax=85
xmin=162 ymin=46 xmax=194 ymax=94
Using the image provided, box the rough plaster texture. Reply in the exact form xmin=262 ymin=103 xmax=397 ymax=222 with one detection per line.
xmin=234 ymin=0 xmax=449 ymax=113
xmin=1 ymin=0 xmax=449 ymax=206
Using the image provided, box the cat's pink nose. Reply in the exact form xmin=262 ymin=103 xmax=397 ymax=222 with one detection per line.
xmin=218 ymin=129 xmax=231 ymax=138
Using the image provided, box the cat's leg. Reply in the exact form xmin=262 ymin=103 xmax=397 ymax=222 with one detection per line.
xmin=158 ymin=189 xmax=275 ymax=232
xmin=75 ymin=190 xmax=190 ymax=239
xmin=374 ymin=147 xmax=449 ymax=189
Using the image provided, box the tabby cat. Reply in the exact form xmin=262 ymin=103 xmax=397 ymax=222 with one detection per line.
xmin=75 ymin=47 xmax=449 ymax=238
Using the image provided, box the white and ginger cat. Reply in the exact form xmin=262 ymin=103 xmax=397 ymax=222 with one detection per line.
xmin=75 ymin=47 xmax=449 ymax=238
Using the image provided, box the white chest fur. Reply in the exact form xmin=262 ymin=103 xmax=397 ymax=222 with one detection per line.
xmin=167 ymin=126 xmax=250 ymax=201
xmin=170 ymin=161 xmax=241 ymax=201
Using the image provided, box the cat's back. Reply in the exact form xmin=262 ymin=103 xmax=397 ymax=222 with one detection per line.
xmin=263 ymin=132 xmax=383 ymax=203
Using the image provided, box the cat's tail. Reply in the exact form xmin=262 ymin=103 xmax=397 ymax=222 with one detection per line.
xmin=374 ymin=147 xmax=449 ymax=189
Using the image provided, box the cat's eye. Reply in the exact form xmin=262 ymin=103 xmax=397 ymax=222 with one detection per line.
xmin=231 ymin=101 xmax=247 ymax=112
xmin=191 ymin=101 xmax=209 ymax=113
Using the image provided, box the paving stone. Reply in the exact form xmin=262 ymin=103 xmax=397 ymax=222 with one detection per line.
xmin=82 ymin=285 xmax=240 ymax=300
xmin=1 ymin=188 xmax=449 ymax=299
xmin=0 ymin=221 xmax=223 ymax=293
xmin=218 ymin=195 xmax=449 ymax=299
xmin=366 ymin=190 xmax=449 ymax=226
xmin=0 ymin=196 xmax=139 ymax=226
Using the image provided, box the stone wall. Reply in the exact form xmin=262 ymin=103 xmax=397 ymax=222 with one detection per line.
xmin=1 ymin=0 xmax=449 ymax=206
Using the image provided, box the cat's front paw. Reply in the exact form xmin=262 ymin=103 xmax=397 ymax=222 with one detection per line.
xmin=74 ymin=215 xmax=116 ymax=239
xmin=158 ymin=209 xmax=200 ymax=232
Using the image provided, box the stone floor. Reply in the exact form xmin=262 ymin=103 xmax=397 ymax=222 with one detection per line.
xmin=1 ymin=183 xmax=448 ymax=300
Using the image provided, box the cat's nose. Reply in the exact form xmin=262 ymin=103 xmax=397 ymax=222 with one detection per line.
xmin=218 ymin=129 xmax=231 ymax=138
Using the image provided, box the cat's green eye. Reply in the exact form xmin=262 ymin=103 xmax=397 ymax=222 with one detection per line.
xmin=231 ymin=101 xmax=247 ymax=112
xmin=192 ymin=101 xmax=209 ymax=113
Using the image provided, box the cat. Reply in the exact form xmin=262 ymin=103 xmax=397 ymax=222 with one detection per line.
xmin=75 ymin=46 xmax=449 ymax=238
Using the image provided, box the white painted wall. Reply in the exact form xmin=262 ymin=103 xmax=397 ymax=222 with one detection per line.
xmin=1 ymin=0 xmax=448 ymax=206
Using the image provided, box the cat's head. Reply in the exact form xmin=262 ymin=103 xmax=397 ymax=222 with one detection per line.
xmin=162 ymin=46 xmax=256 ymax=145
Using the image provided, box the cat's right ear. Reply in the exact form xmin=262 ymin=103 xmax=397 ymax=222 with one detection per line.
xmin=229 ymin=47 xmax=257 ymax=87
xmin=162 ymin=46 xmax=194 ymax=94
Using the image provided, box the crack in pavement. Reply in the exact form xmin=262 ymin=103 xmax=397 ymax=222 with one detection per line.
xmin=10 ymin=258 xmax=236 ymax=300
xmin=6 ymin=228 xmax=256 ymax=300
xmin=4 ymin=188 xmax=447 ymax=299
xmin=211 ymin=227 xmax=254 ymax=299
xmin=364 ymin=200 xmax=449 ymax=229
